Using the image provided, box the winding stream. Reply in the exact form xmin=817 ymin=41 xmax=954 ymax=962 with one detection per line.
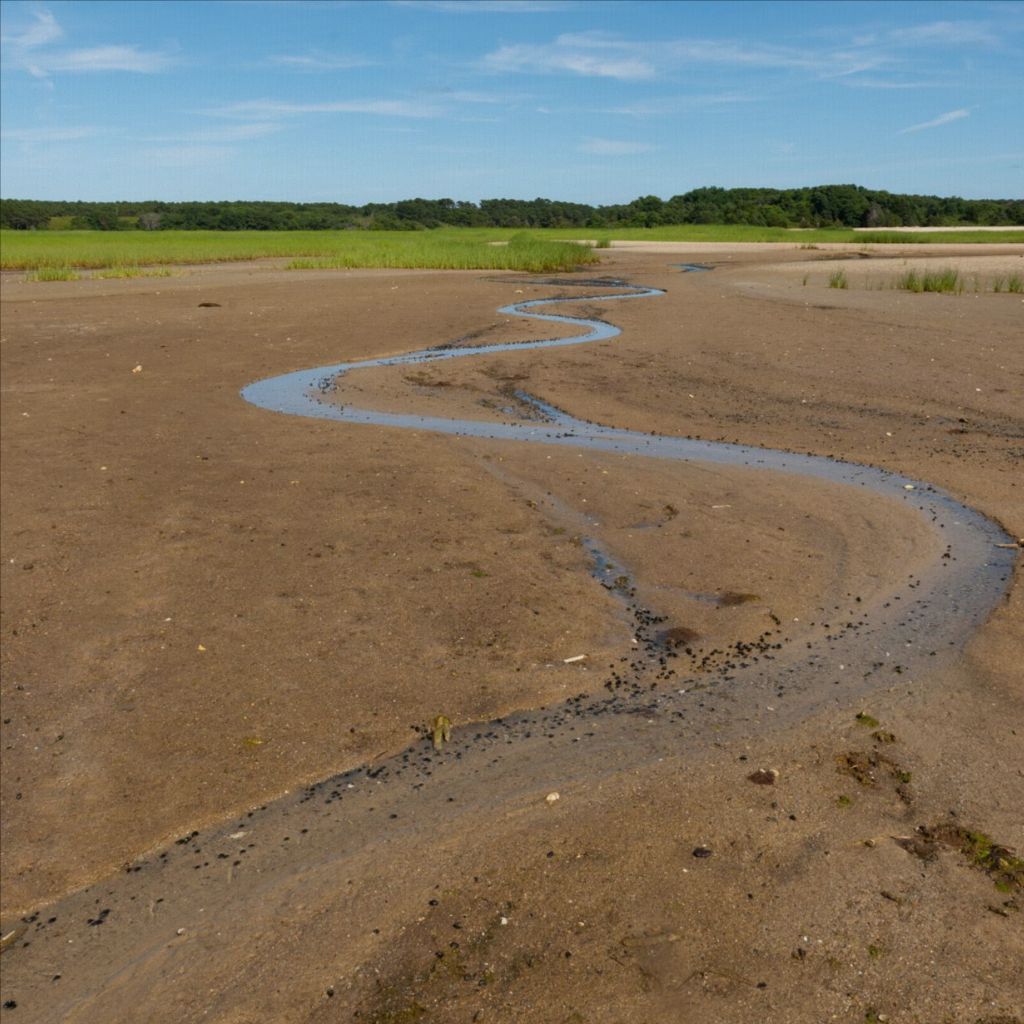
xmin=2 ymin=266 xmax=1016 ymax=1021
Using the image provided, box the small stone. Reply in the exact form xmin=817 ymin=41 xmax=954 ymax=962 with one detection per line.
xmin=545 ymin=792 xmax=560 ymax=805
xmin=747 ymin=768 xmax=778 ymax=786
xmin=692 ymin=846 xmax=712 ymax=859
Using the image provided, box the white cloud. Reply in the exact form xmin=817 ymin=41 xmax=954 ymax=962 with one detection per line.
xmin=30 ymin=45 xmax=176 ymax=73
xmin=1 ymin=8 xmax=63 ymax=49
xmin=210 ymin=98 xmax=443 ymax=118
xmin=481 ymin=31 xmax=889 ymax=81
xmin=391 ymin=1 xmax=570 ymax=12
xmin=579 ymin=138 xmax=656 ymax=155
xmin=898 ymin=108 xmax=971 ymax=135
xmin=483 ymin=42 xmax=655 ymax=80
xmin=606 ymin=92 xmax=754 ymax=116
xmin=137 ymin=145 xmax=234 ymax=167
xmin=2 ymin=8 xmax=175 ymax=76
xmin=840 ymin=77 xmax=944 ymax=90
xmin=140 ymin=123 xmax=283 ymax=143
xmin=427 ymin=89 xmax=513 ymax=103
xmin=0 ymin=125 xmax=98 ymax=142
xmin=269 ymin=53 xmax=377 ymax=70
xmin=662 ymin=38 xmax=876 ymax=73
xmin=897 ymin=21 xmax=1000 ymax=46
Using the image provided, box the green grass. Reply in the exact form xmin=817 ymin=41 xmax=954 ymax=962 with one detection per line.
xmin=1 ymin=229 xmax=597 ymax=273
xmin=992 ymin=274 xmax=1023 ymax=293
xmin=26 ymin=264 xmax=79 ymax=281
xmin=3 ymin=225 xmax=1022 ymax=274
xmin=856 ymin=229 xmax=1024 ymax=244
xmin=92 ymin=266 xmax=176 ymax=279
xmin=284 ymin=232 xmax=598 ymax=273
xmin=896 ymin=268 xmax=963 ymax=293
xmin=828 ymin=269 xmax=848 ymax=289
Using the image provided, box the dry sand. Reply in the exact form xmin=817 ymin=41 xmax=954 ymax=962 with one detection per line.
xmin=1 ymin=246 xmax=1021 ymax=1022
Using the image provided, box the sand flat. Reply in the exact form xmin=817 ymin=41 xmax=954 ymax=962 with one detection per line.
xmin=1 ymin=248 xmax=1021 ymax=1021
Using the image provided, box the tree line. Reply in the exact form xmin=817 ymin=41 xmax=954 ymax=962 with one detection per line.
xmin=2 ymin=185 xmax=1021 ymax=231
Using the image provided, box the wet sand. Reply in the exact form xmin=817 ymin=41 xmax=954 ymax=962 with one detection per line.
xmin=1 ymin=246 xmax=1022 ymax=1021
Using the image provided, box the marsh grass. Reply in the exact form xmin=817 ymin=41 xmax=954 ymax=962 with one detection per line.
xmin=27 ymin=265 xmax=79 ymax=281
xmin=2 ymin=229 xmax=596 ymax=274
xmin=828 ymin=269 xmax=848 ymax=289
xmin=856 ymin=230 xmax=1024 ymax=244
xmin=992 ymin=274 xmax=1023 ymax=293
xmin=896 ymin=268 xmax=962 ymax=293
xmin=4 ymin=225 xmax=1023 ymax=273
xmin=92 ymin=266 xmax=175 ymax=279
xmin=285 ymin=233 xmax=597 ymax=273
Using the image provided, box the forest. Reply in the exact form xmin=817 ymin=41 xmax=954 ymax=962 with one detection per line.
xmin=1 ymin=185 xmax=1020 ymax=231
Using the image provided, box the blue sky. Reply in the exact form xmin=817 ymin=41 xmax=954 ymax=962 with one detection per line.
xmin=1 ymin=0 xmax=1022 ymax=203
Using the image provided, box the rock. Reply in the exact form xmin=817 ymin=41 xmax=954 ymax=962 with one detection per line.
xmin=545 ymin=792 xmax=561 ymax=804
xmin=692 ymin=846 xmax=713 ymax=858
xmin=747 ymin=768 xmax=779 ymax=785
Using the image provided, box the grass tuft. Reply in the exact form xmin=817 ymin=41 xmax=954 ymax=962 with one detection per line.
xmin=828 ymin=269 xmax=848 ymax=289
xmin=27 ymin=264 xmax=79 ymax=281
xmin=896 ymin=267 xmax=962 ymax=293
xmin=93 ymin=266 xmax=175 ymax=279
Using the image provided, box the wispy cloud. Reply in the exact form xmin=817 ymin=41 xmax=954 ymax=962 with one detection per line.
xmin=897 ymin=20 xmax=1000 ymax=46
xmin=483 ymin=37 xmax=655 ymax=80
xmin=210 ymin=98 xmax=443 ymax=118
xmin=478 ymin=17 xmax=1015 ymax=88
xmin=2 ymin=8 xmax=176 ymax=76
xmin=269 ymin=53 xmax=377 ymax=71
xmin=661 ymin=38 xmax=836 ymax=72
xmin=427 ymin=88 xmax=514 ymax=103
xmin=481 ymin=31 xmax=889 ymax=81
xmin=137 ymin=145 xmax=234 ymax=168
xmin=606 ymin=91 xmax=754 ymax=116
xmin=30 ymin=45 xmax=176 ymax=74
xmin=579 ymin=138 xmax=656 ymax=156
xmin=1 ymin=8 xmax=63 ymax=49
xmin=898 ymin=108 xmax=971 ymax=135
xmin=840 ymin=77 xmax=945 ymax=90
xmin=0 ymin=125 xmax=98 ymax=142
xmin=391 ymin=1 xmax=570 ymax=12
xmin=140 ymin=123 xmax=283 ymax=143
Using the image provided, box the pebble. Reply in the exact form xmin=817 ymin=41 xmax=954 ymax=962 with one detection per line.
xmin=545 ymin=792 xmax=560 ymax=804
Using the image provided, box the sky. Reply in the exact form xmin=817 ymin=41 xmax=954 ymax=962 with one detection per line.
xmin=1 ymin=0 xmax=1022 ymax=204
